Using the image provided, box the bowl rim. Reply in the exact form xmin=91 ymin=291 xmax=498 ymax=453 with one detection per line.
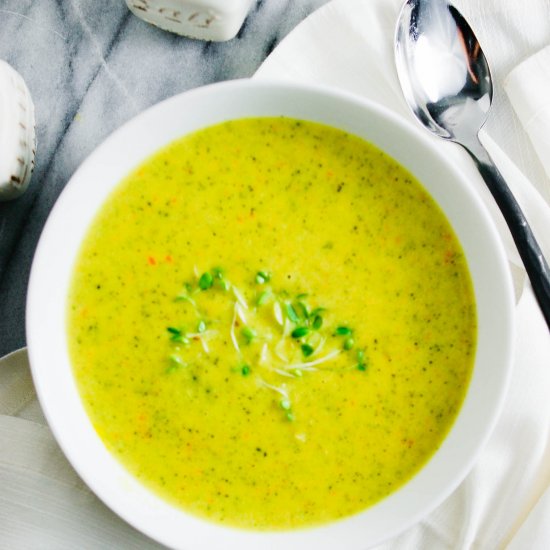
xmin=26 ymin=78 xmax=515 ymax=549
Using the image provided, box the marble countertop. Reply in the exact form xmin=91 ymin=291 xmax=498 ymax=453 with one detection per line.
xmin=0 ymin=0 xmax=329 ymax=357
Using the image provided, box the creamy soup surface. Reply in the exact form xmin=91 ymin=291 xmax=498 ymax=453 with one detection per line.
xmin=68 ymin=117 xmax=476 ymax=530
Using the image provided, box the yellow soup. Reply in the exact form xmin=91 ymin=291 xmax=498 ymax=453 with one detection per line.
xmin=68 ymin=117 xmax=476 ymax=530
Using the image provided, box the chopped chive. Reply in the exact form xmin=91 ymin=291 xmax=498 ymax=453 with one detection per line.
xmin=167 ymin=327 xmax=181 ymax=336
xmin=292 ymin=368 xmax=303 ymax=377
xmin=334 ymin=326 xmax=352 ymax=336
xmin=291 ymin=326 xmax=309 ymax=338
xmin=357 ymin=363 xmax=367 ymax=371
xmin=197 ymin=320 xmax=206 ymax=333
xmin=255 ymin=270 xmax=271 ymax=284
xmin=301 ymin=344 xmax=314 ymax=357
xmin=285 ymin=411 xmax=295 ymax=422
xmin=257 ymin=290 xmax=271 ymax=306
xmin=343 ymin=337 xmax=355 ymax=350
xmin=241 ymin=364 xmax=251 ymax=376
xmin=312 ymin=315 xmax=323 ymax=330
xmin=280 ymin=398 xmax=291 ymax=410
xmin=242 ymin=326 xmax=257 ymax=343
xmin=310 ymin=307 xmax=326 ymax=317
xmin=296 ymin=293 xmax=308 ymax=300
xmin=285 ymin=303 xmax=299 ymax=323
xmin=357 ymin=349 xmax=365 ymax=362
xmin=198 ymin=272 xmax=213 ymax=290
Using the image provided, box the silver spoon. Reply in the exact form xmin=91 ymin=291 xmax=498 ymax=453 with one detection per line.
xmin=395 ymin=0 xmax=550 ymax=329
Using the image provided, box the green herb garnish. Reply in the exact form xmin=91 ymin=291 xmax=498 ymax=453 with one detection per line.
xmin=334 ymin=326 xmax=352 ymax=336
xmin=212 ymin=267 xmax=230 ymax=290
xmin=280 ymin=398 xmax=292 ymax=410
xmin=343 ymin=337 xmax=354 ymax=350
xmin=285 ymin=303 xmax=300 ymax=323
xmin=241 ymin=364 xmax=251 ymax=376
xmin=296 ymin=301 xmax=309 ymax=320
xmin=167 ymin=327 xmax=189 ymax=343
xmin=219 ymin=279 xmax=230 ymax=291
xmin=357 ymin=350 xmax=367 ymax=371
xmin=242 ymin=326 xmax=257 ymax=344
xmin=198 ymin=272 xmax=213 ymax=290
xmin=257 ymin=290 xmax=271 ymax=306
xmin=175 ymin=292 xmax=196 ymax=305
xmin=301 ymin=344 xmax=314 ymax=357
xmin=169 ymin=354 xmax=184 ymax=367
xmin=291 ymin=327 xmax=309 ymax=339
xmin=168 ymin=268 xmax=368 ymax=424
xmin=255 ymin=271 xmax=271 ymax=284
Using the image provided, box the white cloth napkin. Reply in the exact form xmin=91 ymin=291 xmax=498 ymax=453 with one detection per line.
xmin=255 ymin=0 xmax=550 ymax=548
xmin=2 ymin=0 xmax=550 ymax=548
xmin=505 ymin=44 xmax=550 ymax=181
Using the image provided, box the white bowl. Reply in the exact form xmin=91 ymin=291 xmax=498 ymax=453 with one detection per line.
xmin=26 ymin=79 xmax=514 ymax=549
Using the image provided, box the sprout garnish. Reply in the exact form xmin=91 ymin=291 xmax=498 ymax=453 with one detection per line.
xmin=167 ymin=268 xmax=368 ymax=421
xmin=198 ymin=272 xmax=213 ymax=290
xmin=255 ymin=270 xmax=271 ymax=284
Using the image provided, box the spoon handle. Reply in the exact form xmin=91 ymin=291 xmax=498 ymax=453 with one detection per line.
xmin=465 ymin=139 xmax=550 ymax=330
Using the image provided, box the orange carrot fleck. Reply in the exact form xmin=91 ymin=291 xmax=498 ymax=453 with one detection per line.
xmin=147 ymin=256 xmax=156 ymax=266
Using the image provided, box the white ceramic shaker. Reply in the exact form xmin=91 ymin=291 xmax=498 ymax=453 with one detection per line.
xmin=126 ymin=0 xmax=255 ymax=41
xmin=0 ymin=60 xmax=36 ymax=201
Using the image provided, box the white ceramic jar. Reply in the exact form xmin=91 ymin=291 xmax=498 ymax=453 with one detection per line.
xmin=0 ymin=60 xmax=36 ymax=201
xmin=125 ymin=0 xmax=255 ymax=41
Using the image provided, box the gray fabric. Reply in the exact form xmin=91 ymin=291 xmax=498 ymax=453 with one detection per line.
xmin=0 ymin=0 xmax=329 ymax=356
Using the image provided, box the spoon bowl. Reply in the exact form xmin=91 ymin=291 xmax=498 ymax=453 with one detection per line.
xmin=395 ymin=0 xmax=550 ymax=329
xmin=395 ymin=0 xmax=492 ymax=142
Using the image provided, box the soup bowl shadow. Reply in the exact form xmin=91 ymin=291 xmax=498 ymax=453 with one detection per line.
xmin=26 ymin=79 xmax=514 ymax=550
